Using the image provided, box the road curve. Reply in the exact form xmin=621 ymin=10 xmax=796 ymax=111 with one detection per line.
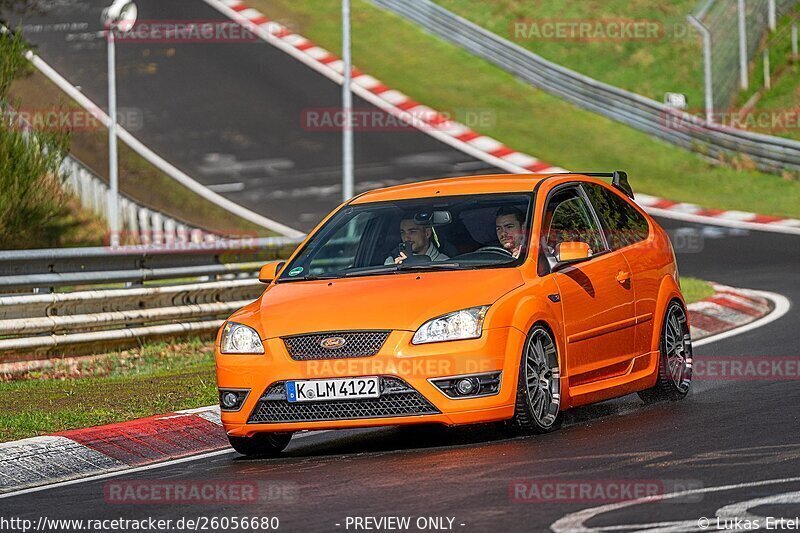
xmin=10 ymin=0 xmax=499 ymax=232
xmin=4 ymin=1 xmax=800 ymax=530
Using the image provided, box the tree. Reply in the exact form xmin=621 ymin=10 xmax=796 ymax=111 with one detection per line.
xmin=1 ymin=28 xmax=73 ymax=249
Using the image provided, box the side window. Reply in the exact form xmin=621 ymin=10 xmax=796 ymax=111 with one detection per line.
xmin=583 ymin=184 xmax=649 ymax=250
xmin=306 ymin=212 xmax=372 ymax=274
xmin=543 ymin=187 xmax=606 ymax=256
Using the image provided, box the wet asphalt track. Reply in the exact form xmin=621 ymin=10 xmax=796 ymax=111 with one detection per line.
xmin=4 ymin=1 xmax=800 ymax=531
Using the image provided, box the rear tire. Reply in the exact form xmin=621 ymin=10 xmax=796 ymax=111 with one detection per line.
xmin=228 ymin=432 xmax=293 ymax=457
xmin=639 ymin=301 xmax=692 ymax=403
xmin=505 ymin=325 xmax=563 ymax=435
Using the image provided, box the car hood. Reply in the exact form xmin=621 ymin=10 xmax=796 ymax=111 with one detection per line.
xmin=245 ymin=269 xmax=524 ymax=338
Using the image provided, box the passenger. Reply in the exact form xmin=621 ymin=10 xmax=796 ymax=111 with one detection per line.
xmin=495 ymin=206 xmax=526 ymax=258
xmin=385 ymin=218 xmax=449 ymax=265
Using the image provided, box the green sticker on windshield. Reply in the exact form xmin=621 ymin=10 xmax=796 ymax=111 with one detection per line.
xmin=288 ymin=267 xmax=304 ymax=277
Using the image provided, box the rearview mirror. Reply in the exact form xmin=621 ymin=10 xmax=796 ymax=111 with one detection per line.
xmin=413 ymin=210 xmax=452 ymax=226
xmin=258 ymin=261 xmax=285 ymax=283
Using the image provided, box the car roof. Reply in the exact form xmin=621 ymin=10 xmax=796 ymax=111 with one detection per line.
xmin=350 ymin=173 xmax=556 ymax=204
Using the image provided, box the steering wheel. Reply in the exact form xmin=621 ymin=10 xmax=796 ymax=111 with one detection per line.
xmin=475 ymin=246 xmax=513 ymax=256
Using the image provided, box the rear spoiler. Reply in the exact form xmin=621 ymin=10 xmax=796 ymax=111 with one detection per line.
xmin=549 ymin=171 xmax=634 ymax=200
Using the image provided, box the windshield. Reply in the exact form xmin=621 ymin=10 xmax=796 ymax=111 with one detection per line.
xmin=278 ymin=193 xmax=533 ymax=281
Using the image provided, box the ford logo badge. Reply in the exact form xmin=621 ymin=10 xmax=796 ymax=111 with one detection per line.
xmin=320 ymin=336 xmax=347 ymax=349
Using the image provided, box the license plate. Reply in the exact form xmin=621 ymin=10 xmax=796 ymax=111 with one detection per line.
xmin=286 ymin=377 xmax=380 ymax=403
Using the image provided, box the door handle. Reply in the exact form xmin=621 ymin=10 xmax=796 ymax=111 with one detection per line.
xmin=616 ymin=271 xmax=631 ymax=284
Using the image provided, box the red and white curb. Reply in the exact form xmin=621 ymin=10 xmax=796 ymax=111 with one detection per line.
xmin=688 ymin=283 xmax=777 ymax=341
xmin=203 ymin=0 xmax=800 ymax=236
xmin=0 ymin=406 xmax=227 ymax=495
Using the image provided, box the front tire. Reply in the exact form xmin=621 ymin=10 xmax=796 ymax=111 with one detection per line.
xmin=639 ymin=301 xmax=692 ymax=403
xmin=228 ymin=432 xmax=293 ymax=457
xmin=506 ymin=325 xmax=563 ymax=435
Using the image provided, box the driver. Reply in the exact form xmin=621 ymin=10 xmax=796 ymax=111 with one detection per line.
xmin=495 ymin=206 xmax=526 ymax=259
xmin=385 ymin=218 xmax=449 ymax=265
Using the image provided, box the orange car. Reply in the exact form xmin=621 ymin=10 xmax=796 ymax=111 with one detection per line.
xmin=215 ymin=172 xmax=692 ymax=456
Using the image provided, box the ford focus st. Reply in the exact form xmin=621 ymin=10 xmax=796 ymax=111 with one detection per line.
xmin=215 ymin=172 xmax=693 ymax=456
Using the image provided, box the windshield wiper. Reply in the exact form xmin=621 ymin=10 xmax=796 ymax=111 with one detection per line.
xmin=278 ymin=274 xmax=341 ymax=283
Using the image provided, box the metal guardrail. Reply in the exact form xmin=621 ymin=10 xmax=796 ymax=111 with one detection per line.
xmin=370 ymin=0 xmax=800 ymax=174
xmin=0 ymin=237 xmax=301 ymax=291
xmin=0 ymin=239 xmax=303 ymax=359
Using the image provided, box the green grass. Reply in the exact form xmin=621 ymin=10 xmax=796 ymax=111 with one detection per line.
xmin=682 ymin=276 xmax=714 ymax=304
xmin=0 ymin=338 xmax=217 ymax=442
xmin=432 ymin=0 xmax=704 ymax=109
xmin=745 ymin=16 xmax=800 ymax=141
xmin=250 ymin=0 xmax=800 ymax=218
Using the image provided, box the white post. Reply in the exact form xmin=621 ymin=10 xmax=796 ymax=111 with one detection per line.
xmin=793 ymin=22 xmax=798 ymax=60
xmin=341 ymin=0 xmax=354 ymax=202
xmin=768 ymin=0 xmax=776 ymax=31
xmin=738 ymin=0 xmax=749 ymax=91
xmin=688 ymin=16 xmax=714 ymax=123
xmin=107 ymin=29 xmax=120 ymax=248
xmin=763 ymin=49 xmax=771 ymax=89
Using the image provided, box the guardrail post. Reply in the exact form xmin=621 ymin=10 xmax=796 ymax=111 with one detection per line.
xmin=151 ymin=212 xmax=164 ymax=246
xmin=164 ymin=218 xmax=176 ymax=248
xmin=138 ymin=207 xmax=152 ymax=246
xmin=738 ymin=0 xmax=749 ymax=91
xmin=688 ymin=15 xmax=715 ymax=123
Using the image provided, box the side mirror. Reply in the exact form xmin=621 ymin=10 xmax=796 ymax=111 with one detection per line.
xmin=557 ymin=241 xmax=591 ymax=262
xmin=546 ymin=241 xmax=592 ymax=272
xmin=258 ymin=261 xmax=285 ymax=283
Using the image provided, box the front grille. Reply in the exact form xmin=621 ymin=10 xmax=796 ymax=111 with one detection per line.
xmin=248 ymin=377 xmax=440 ymax=423
xmin=282 ymin=330 xmax=390 ymax=360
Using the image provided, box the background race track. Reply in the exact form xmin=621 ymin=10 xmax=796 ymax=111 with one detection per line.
xmin=5 ymin=1 xmax=799 ymax=530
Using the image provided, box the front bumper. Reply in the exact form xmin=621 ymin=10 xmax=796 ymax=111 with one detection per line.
xmin=215 ymin=327 xmax=525 ymax=436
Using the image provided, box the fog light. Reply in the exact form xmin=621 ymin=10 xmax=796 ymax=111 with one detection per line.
xmin=218 ymin=389 xmax=249 ymax=411
xmin=429 ymin=372 xmax=502 ymax=399
xmin=455 ymin=378 xmax=478 ymax=395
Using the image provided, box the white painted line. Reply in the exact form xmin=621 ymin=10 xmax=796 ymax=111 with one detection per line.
xmin=643 ymin=205 xmax=800 ymax=236
xmin=502 ymin=152 xmax=539 ymax=167
xmin=305 ymin=47 xmax=332 ymax=61
xmin=378 ymin=90 xmax=410 ymax=106
xmin=468 ymin=136 xmax=504 ymax=152
xmin=17 ymin=39 xmax=304 ymax=239
xmin=236 ymin=7 xmax=261 ymax=19
xmin=0 ymin=430 xmax=328 ymax=500
xmin=694 ymin=288 xmax=791 ymax=347
xmin=551 ymin=476 xmax=800 ymax=532
xmin=207 ymin=182 xmax=246 ymax=193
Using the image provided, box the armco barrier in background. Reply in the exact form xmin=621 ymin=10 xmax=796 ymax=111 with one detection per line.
xmin=370 ymin=0 xmax=800 ymax=175
xmin=0 ymin=239 xmax=301 ymax=358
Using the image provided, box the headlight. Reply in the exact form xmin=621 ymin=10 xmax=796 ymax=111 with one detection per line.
xmin=220 ymin=322 xmax=264 ymax=354
xmin=412 ymin=306 xmax=490 ymax=345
